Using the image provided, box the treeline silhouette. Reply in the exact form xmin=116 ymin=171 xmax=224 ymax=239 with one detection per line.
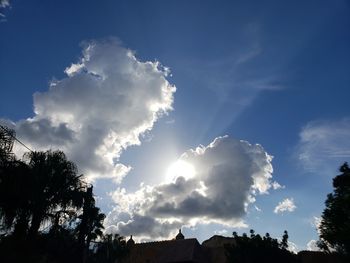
xmin=225 ymin=230 xmax=297 ymax=262
xmin=318 ymin=162 xmax=350 ymax=258
xmin=0 ymin=126 xmax=127 ymax=263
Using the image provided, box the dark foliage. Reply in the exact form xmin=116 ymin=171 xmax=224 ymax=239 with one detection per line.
xmin=0 ymin=126 xmax=127 ymax=263
xmin=318 ymin=162 xmax=350 ymax=257
xmin=225 ymin=230 xmax=298 ymax=263
xmin=0 ymin=149 xmax=86 ymax=239
xmin=89 ymin=234 xmax=128 ymax=263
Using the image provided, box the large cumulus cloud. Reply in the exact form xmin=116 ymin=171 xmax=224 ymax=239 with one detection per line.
xmin=6 ymin=38 xmax=176 ymax=182
xmin=105 ymin=136 xmax=275 ymax=239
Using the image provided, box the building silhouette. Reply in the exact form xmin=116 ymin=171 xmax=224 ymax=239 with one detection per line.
xmin=121 ymin=231 xmax=346 ymax=263
xmin=122 ymin=230 xmax=235 ymax=263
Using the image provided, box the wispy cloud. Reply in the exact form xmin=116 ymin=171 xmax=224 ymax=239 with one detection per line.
xmin=0 ymin=0 xmax=10 ymax=8
xmin=297 ymin=118 xmax=350 ymax=172
xmin=254 ymin=205 xmax=262 ymax=212
xmin=274 ymin=198 xmax=296 ymax=214
xmin=0 ymin=0 xmax=10 ymax=21
xmin=181 ymin=32 xmax=288 ymax=143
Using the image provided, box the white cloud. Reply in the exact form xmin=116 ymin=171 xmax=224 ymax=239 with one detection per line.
xmin=5 ymin=38 xmax=176 ymax=183
xmin=0 ymin=0 xmax=10 ymax=8
xmin=106 ymin=136 xmax=276 ymax=239
xmin=311 ymin=216 xmax=321 ymax=235
xmin=272 ymin=181 xmax=285 ymax=190
xmin=274 ymin=198 xmax=296 ymax=214
xmin=306 ymin=239 xmax=320 ymax=251
xmin=287 ymin=241 xmax=298 ymax=254
xmin=254 ymin=205 xmax=262 ymax=212
xmin=297 ymin=118 xmax=350 ymax=172
xmin=214 ymin=229 xmax=228 ymax=235
xmin=0 ymin=0 xmax=10 ymax=21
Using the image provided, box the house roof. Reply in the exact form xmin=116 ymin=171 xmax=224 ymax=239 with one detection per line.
xmin=157 ymin=238 xmax=209 ymax=263
xmin=175 ymin=229 xmax=185 ymax=240
xmin=128 ymin=238 xmax=211 ymax=263
xmin=202 ymin=235 xmax=236 ymax=248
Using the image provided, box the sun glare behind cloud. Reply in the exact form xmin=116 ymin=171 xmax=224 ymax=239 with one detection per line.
xmin=165 ymin=160 xmax=196 ymax=183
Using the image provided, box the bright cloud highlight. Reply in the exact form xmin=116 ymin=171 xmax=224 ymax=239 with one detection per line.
xmin=105 ymin=136 xmax=277 ymax=240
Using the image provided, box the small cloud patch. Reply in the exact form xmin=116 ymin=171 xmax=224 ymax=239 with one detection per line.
xmin=274 ymin=198 xmax=296 ymax=214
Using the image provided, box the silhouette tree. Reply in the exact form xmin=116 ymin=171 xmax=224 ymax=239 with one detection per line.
xmin=0 ymin=126 xmax=126 ymax=263
xmin=0 ymin=157 xmax=31 ymax=237
xmin=0 ymin=125 xmax=15 ymax=163
xmin=1 ymin=146 xmax=88 ymax=240
xmin=250 ymin=229 xmax=255 ymax=238
xmin=225 ymin=230 xmax=296 ymax=263
xmin=90 ymin=234 xmax=128 ymax=263
xmin=77 ymin=186 xmax=106 ymax=263
xmin=24 ymin=150 xmax=85 ymax=238
xmin=318 ymin=162 xmax=350 ymax=257
xmin=281 ymin=230 xmax=289 ymax=250
xmin=0 ymin=126 xmax=31 ymax=237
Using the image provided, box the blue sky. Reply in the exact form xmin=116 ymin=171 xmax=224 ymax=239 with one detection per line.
xmin=1 ymin=0 xmax=350 ymax=251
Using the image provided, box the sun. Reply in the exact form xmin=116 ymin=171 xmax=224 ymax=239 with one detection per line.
xmin=166 ymin=160 xmax=196 ymax=183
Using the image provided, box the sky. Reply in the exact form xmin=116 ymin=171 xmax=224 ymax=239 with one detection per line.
xmin=1 ymin=0 xmax=350 ymax=251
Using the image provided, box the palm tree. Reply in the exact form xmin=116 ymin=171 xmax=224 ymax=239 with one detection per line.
xmin=0 ymin=126 xmax=31 ymax=237
xmin=0 ymin=157 xmax=31 ymax=237
xmin=91 ymin=234 xmax=128 ymax=263
xmin=24 ymin=150 xmax=85 ymax=238
xmin=1 ymin=146 xmax=85 ymax=239
xmin=76 ymin=186 xmax=105 ymax=263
